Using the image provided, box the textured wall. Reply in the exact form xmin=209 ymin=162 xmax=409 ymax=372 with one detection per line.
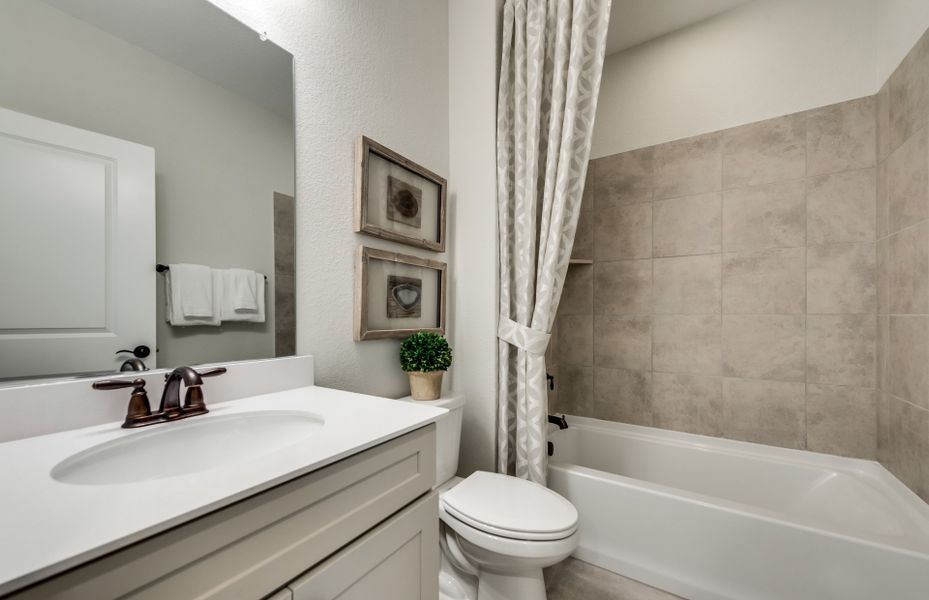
xmin=551 ymin=94 xmax=880 ymax=460
xmin=876 ymin=28 xmax=929 ymax=502
xmin=448 ymin=0 xmax=502 ymax=474
xmin=593 ymin=0 xmax=929 ymax=159
xmin=208 ymin=0 xmax=450 ymax=398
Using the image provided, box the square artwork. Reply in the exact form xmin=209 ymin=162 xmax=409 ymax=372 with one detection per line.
xmin=386 ymin=175 xmax=422 ymax=228
xmin=386 ymin=275 xmax=422 ymax=319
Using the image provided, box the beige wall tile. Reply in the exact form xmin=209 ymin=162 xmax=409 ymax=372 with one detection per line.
xmin=885 ymin=395 xmax=929 ymax=501
xmin=888 ymin=29 xmax=929 ymax=152
xmin=877 ymin=315 xmax=890 ymax=392
xmin=877 ymin=82 xmax=892 ymax=163
xmin=720 ymin=378 xmax=806 ymax=449
xmin=558 ymin=365 xmax=594 ymax=416
xmin=877 ymin=393 xmax=891 ymax=464
xmin=652 ymin=372 xmax=723 ymax=436
xmin=653 ymin=315 xmax=721 ymax=375
xmin=806 ymin=384 xmax=877 ymax=459
xmin=889 ymin=316 xmax=929 ymax=409
xmin=807 ymin=243 xmax=876 ymax=314
xmin=888 ymin=222 xmax=929 ymax=315
xmin=723 ymin=180 xmax=805 ymax=252
xmin=572 ymin=175 xmax=594 ymax=259
xmin=591 ymin=147 xmax=654 ymax=207
xmin=654 ymin=132 xmax=722 ymax=200
xmin=558 ymin=263 xmax=593 ymax=316
xmin=877 ymin=160 xmax=891 ymax=240
xmin=807 ymin=315 xmax=876 ymax=387
xmin=557 ymin=314 xmax=593 ymax=367
xmin=722 ymin=114 xmax=806 ymax=188
xmin=653 ymin=254 xmax=721 ymax=314
xmin=567 ymin=83 xmax=929 ymax=464
xmin=722 ymin=247 xmax=805 ymax=314
xmin=806 ymin=168 xmax=876 ymax=245
xmin=594 ymin=260 xmax=651 ymax=315
xmin=594 ymin=315 xmax=652 ymax=371
xmin=876 ymin=237 xmax=890 ymax=315
xmin=886 ymin=125 xmax=929 ymax=234
xmin=594 ymin=201 xmax=652 ymax=260
xmin=652 ymin=192 xmax=722 ymax=257
xmin=806 ymin=97 xmax=876 ymax=176
xmin=722 ymin=315 xmax=805 ymax=381
xmin=593 ymin=367 xmax=652 ymax=426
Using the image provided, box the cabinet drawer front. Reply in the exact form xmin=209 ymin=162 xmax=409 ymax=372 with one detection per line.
xmin=9 ymin=425 xmax=435 ymax=600
xmin=289 ymin=491 xmax=439 ymax=600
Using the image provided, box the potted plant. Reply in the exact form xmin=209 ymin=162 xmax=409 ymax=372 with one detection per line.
xmin=400 ymin=331 xmax=452 ymax=400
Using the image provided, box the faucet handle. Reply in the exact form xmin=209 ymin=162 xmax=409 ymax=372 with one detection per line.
xmin=196 ymin=367 xmax=227 ymax=378
xmin=182 ymin=367 xmax=227 ymax=415
xmin=92 ymin=378 xmax=153 ymax=428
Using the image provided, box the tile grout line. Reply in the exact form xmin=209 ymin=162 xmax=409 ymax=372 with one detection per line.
xmin=649 ymin=155 xmax=656 ymax=424
xmin=804 ymin=113 xmax=810 ymax=452
xmin=719 ymin=140 xmax=725 ymax=407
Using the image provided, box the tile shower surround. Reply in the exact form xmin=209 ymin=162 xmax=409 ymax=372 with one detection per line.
xmin=550 ymin=26 xmax=929 ymax=501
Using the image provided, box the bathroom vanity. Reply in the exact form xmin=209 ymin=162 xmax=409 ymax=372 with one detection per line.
xmin=0 ymin=358 xmax=445 ymax=599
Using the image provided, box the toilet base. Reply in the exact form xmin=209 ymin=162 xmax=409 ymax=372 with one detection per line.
xmin=477 ymin=568 xmax=546 ymax=600
xmin=439 ymin=536 xmax=478 ymax=600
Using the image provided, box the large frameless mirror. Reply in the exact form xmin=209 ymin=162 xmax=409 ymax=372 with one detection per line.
xmin=0 ymin=0 xmax=295 ymax=383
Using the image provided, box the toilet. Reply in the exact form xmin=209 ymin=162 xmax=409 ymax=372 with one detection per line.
xmin=400 ymin=393 xmax=579 ymax=600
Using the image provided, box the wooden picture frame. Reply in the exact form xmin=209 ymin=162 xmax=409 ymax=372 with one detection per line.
xmin=354 ymin=136 xmax=447 ymax=252
xmin=354 ymin=246 xmax=447 ymax=341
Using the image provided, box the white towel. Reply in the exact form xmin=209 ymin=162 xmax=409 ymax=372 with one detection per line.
xmin=219 ymin=269 xmax=265 ymax=323
xmin=165 ymin=265 xmax=221 ymax=326
xmin=167 ymin=263 xmax=213 ymax=317
xmin=222 ymin=268 xmax=259 ymax=312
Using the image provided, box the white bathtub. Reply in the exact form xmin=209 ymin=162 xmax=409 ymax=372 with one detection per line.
xmin=547 ymin=416 xmax=929 ymax=600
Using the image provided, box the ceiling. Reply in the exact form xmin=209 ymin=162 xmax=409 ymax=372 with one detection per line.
xmin=41 ymin=0 xmax=293 ymax=120
xmin=607 ymin=0 xmax=752 ymax=55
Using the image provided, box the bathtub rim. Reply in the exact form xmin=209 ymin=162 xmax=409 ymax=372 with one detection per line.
xmin=548 ymin=415 xmax=929 ymax=557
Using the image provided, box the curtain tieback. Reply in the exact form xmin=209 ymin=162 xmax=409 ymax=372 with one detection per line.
xmin=497 ymin=316 xmax=551 ymax=355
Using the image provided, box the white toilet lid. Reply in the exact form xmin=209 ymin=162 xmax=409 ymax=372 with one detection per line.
xmin=441 ymin=471 xmax=578 ymax=541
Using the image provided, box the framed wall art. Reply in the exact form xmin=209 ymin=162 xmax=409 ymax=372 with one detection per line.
xmin=354 ymin=135 xmax=447 ymax=252
xmin=354 ymin=246 xmax=447 ymax=341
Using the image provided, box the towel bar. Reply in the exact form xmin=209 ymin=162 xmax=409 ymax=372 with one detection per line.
xmin=155 ymin=264 xmax=267 ymax=280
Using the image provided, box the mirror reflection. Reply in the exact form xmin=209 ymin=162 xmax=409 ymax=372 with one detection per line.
xmin=0 ymin=0 xmax=295 ymax=382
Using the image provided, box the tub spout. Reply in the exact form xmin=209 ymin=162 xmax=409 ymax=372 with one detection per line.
xmin=548 ymin=414 xmax=568 ymax=430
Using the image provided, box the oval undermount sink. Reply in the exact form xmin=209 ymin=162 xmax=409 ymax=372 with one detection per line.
xmin=51 ymin=410 xmax=325 ymax=485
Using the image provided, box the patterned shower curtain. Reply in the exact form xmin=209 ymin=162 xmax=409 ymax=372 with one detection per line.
xmin=496 ymin=0 xmax=611 ymax=484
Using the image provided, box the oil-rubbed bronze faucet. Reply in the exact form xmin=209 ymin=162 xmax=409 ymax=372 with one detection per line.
xmin=92 ymin=366 xmax=227 ymax=428
xmin=159 ymin=366 xmax=227 ymax=419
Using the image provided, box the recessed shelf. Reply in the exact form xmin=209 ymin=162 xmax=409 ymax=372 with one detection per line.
xmin=569 ymin=258 xmax=593 ymax=265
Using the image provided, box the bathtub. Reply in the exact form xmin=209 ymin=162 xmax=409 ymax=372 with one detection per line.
xmin=547 ymin=416 xmax=929 ymax=600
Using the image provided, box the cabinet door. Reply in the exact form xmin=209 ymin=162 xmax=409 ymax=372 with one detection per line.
xmin=289 ymin=491 xmax=439 ymax=600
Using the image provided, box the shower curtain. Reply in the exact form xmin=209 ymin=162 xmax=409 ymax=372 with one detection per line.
xmin=496 ymin=0 xmax=611 ymax=483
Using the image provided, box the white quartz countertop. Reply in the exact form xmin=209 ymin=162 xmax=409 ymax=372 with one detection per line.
xmin=0 ymin=385 xmax=445 ymax=596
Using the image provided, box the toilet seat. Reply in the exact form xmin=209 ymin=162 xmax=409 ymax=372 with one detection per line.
xmin=440 ymin=501 xmax=580 ymax=563
xmin=440 ymin=471 xmax=578 ymax=541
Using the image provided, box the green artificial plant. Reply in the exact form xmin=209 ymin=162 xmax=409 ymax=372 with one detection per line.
xmin=400 ymin=332 xmax=453 ymax=373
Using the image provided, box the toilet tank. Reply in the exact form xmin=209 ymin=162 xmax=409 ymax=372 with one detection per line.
xmin=397 ymin=392 xmax=465 ymax=487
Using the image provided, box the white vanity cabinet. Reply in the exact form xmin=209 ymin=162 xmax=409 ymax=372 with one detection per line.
xmin=6 ymin=424 xmax=437 ymax=600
